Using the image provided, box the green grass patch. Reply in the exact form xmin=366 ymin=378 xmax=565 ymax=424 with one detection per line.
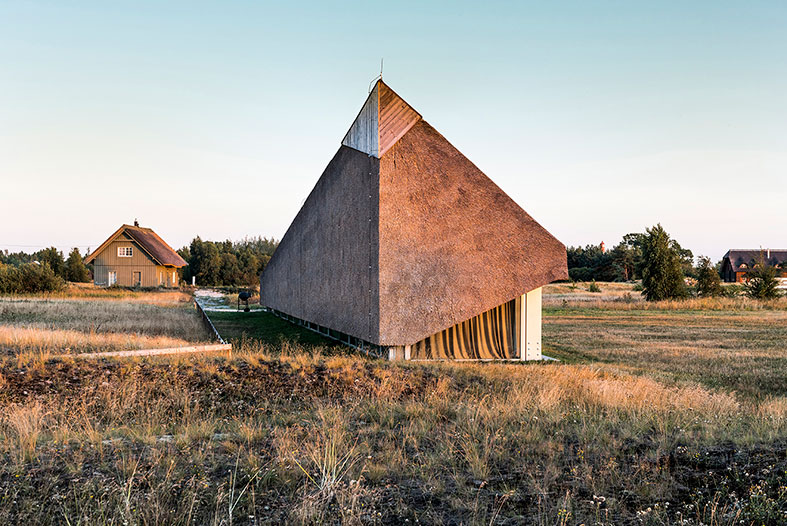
xmin=207 ymin=310 xmax=341 ymax=349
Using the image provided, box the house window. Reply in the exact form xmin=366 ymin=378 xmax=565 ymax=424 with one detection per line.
xmin=108 ymin=271 xmax=117 ymax=286
xmin=118 ymin=247 xmax=133 ymax=257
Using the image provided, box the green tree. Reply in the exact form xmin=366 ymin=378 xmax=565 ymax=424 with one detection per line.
xmin=695 ymin=256 xmax=722 ymax=297
xmin=219 ymin=252 xmax=242 ymax=285
xmin=744 ymin=259 xmax=782 ymax=299
xmin=65 ymin=248 xmax=91 ymax=282
xmin=17 ymin=263 xmax=66 ymax=292
xmin=640 ymin=224 xmax=688 ymax=301
xmin=177 ymin=246 xmax=192 ymax=284
xmin=670 ymin=239 xmax=696 ymax=278
xmin=178 ymin=235 xmax=278 ymax=287
xmin=189 ymin=238 xmax=221 ymax=285
xmin=35 ymin=247 xmax=65 ymax=278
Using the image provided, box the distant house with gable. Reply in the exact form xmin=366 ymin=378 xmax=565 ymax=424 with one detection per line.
xmin=720 ymin=249 xmax=787 ymax=283
xmin=84 ymin=221 xmax=186 ymax=287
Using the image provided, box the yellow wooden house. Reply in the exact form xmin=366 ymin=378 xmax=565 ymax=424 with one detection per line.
xmin=84 ymin=222 xmax=187 ymax=288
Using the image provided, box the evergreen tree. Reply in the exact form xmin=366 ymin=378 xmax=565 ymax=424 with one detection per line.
xmin=189 ymin=238 xmax=222 ymax=286
xmin=178 ymin=236 xmax=278 ymax=287
xmin=695 ymin=256 xmax=722 ymax=297
xmin=35 ymin=247 xmax=65 ymax=278
xmin=65 ymin=248 xmax=91 ymax=282
xmin=219 ymin=252 xmax=242 ymax=285
xmin=640 ymin=224 xmax=688 ymax=301
xmin=744 ymin=259 xmax=782 ymax=299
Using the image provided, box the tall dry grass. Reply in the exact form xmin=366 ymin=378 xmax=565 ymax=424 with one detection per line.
xmin=0 ymin=325 xmax=199 ymax=356
xmin=545 ymin=295 xmax=787 ymax=310
xmin=0 ymin=348 xmax=785 ymax=524
xmin=0 ymin=297 xmax=211 ymax=351
xmin=4 ymin=282 xmax=193 ymax=304
xmin=3 ymin=402 xmax=48 ymax=462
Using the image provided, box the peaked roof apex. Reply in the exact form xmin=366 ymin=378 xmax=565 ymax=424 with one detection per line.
xmin=341 ymin=80 xmax=422 ymax=158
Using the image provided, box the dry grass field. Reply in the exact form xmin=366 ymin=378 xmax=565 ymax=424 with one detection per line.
xmin=0 ymin=289 xmax=210 ymax=358
xmin=0 ymin=285 xmax=785 ymax=524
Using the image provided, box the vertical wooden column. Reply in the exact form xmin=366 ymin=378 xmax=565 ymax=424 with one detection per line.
xmin=520 ymin=287 xmax=542 ymax=361
xmin=387 ymin=346 xmax=406 ymax=360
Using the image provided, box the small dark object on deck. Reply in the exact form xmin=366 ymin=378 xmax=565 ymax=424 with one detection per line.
xmin=238 ymin=291 xmax=252 ymax=312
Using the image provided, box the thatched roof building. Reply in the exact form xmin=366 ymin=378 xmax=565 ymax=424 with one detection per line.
xmin=721 ymin=249 xmax=787 ymax=283
xmin=261 ymin=80 xmax=567 ymax=360
xmin=85 ymin=222 xmax=186 ymax=288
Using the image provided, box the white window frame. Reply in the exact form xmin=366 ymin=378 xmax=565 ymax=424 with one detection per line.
xmin=118 ymin=246 xmax=133 ymax=257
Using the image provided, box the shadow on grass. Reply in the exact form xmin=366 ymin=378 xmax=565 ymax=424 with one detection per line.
xmin=206 ymin=310 xmax=346 ymax=352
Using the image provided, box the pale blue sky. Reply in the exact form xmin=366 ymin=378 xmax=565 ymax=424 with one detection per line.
xmin=1 ymin=1 xmax=785 ymax=261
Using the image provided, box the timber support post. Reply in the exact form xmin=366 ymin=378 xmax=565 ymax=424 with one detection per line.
xmin=520 ymin=287 xmax=542 ymax=361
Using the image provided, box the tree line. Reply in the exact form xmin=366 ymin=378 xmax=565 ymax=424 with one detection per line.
xmin=0 ymin=236 xmax=278 ymax=291
xmin=0 ymin=247 xmax=90 ymax=293
xmin=177 ymin=236 xmax=278 ymax=287
xmin=567 ymin=224 xmax=782 ymax=300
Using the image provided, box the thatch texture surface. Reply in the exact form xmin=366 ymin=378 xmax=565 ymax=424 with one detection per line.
xmin=261 ymin=81 xmax=567 ymax=347
xmin=124 ymin=226 xmax=187 ymax=267
xmin=85 ymin=224 xmax=186 ymax=267
xmin=260 ymin=146 xmax=380 ymax=342
xmin=377 ymin=120 xmax=568 ymax=345
xmin=723 ymin=249 xmax=787 ymax=272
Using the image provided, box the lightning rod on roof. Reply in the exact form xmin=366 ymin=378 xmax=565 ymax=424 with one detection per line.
xmin=369 ymin=59 xmax=384 ymax=93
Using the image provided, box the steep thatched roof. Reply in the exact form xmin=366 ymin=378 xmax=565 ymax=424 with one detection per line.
xmin=723 ymin=249 xmax=787 ymax=272
xmin=261 ymin=80 xmax=567 ymax=346
xmin=85 ymin=224 xmax=187 ymax=267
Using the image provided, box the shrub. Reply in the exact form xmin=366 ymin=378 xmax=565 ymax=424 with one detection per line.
xmin=587 ymin=280 xmax=601 ymax=293
xmin=721 ymin=284 xmax=742 ymax=298
xmin=744 ymin=265 xmax=782 ymax=299
xmin=0 ymin=264 xmax=20 ymax=293
xmin=695 ymin=256 xmax=722 ymax=297
xmin=0 ymin=262 xmax=65 ymax=294
xmin=65 ymin=248 xmax=91 ymax=283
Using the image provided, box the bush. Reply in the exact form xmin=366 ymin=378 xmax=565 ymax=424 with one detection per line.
xmin=640 ymin=224 xmax=688 ymax=301
xmin=0 ymin=262 xmax=66 ymax=294
xmin=65 ymin=248 xmax=91 ymax=282
xmin=587 ymin=280 xmax=601 ymax=293
xmin=695 ymin=256 xmax=723 ymax=297
xmin=744 ymin=265 xmax=782 ymax=299
xmin=721 ymin=284 xmax=742 ymax=298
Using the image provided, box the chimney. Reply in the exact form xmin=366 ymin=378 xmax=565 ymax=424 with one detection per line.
xmin=134 ymin=219 xmax=139 ymax=227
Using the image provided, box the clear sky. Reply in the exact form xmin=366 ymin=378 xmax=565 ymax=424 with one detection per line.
xmin=1 ymin=1 xmax=785 ymax=262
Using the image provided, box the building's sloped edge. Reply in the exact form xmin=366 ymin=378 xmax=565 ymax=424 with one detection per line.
xmin=260 ymin=146 xmax=381 ymax=343
xmin=377 ymin=120 xmax=568 ymax=346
